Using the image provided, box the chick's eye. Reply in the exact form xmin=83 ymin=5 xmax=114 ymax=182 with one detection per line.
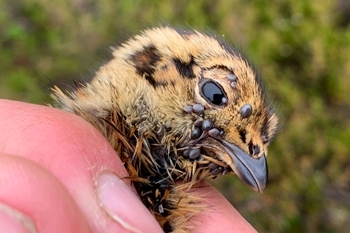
xmin=201 ymin=81 xmax=227 ymax=106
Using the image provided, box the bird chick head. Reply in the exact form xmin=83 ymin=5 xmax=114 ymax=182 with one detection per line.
xmin=93 ymin=27 xmax=279 ymax=192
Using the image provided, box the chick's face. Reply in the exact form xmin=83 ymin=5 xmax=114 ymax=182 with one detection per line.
xmin=189 ymin=63 xmax=278 ymax=191
xmin=136 ymin=28 xmax=281 ymax=191
xmin=113 ymin=27 xmax=279 ymax=192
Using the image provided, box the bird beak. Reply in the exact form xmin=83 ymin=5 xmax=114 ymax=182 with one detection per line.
xmin=217 ymin=139 xmax=268 ymax=192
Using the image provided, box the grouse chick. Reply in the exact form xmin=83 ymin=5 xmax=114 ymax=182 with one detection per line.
xmin=52 ymin=26 xmax=279 ymax=233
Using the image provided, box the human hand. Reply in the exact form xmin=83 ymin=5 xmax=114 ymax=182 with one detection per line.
xmin=0 ymin=99 xmax=256 ymax=233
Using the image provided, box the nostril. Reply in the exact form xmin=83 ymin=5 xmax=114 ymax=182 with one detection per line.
xmin=253 ymin=145 xmax=260 ymax=155
xmin=249 ymin=142 xmax=260 ymax=156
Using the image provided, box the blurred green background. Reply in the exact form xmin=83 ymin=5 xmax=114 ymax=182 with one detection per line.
xmin=1 ymin=0 xmax=350 ymax=232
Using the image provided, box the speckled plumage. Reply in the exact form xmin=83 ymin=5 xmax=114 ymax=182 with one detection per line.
xmin=52 ymin=26 xmax=279 ymax=233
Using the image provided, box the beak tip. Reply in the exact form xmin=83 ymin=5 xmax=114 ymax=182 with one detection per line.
xmin=256 ymin=179 xmax=267 ymax=193
xmin=238 ymin=167 xmax=267 ymax=193
xmin=248 ymin=154 xmax=268 ymax=193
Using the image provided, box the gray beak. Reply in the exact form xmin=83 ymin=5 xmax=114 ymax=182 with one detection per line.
xmin=219 ymin=140 xmax=268 ymax=192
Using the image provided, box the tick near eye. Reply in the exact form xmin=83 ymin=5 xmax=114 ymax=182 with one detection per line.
xmin=227 ymin=73 xmax=237 ymax=81
xmin=240 ymin=104 xmax=253 ymax=118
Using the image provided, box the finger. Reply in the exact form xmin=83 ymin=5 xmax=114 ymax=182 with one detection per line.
xmin=191 ymin=184 xmax=257 ymax=233
xmin=0 ymin=153 xmax=90 ymax=233
xmin=0 ymin=99 xmax=163 ymax=233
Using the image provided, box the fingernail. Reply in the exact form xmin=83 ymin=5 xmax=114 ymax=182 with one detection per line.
xmin=97 ymin=172 xmax=163 ymax=233
xmin=0 ymin=203 xmax=37 ymax=233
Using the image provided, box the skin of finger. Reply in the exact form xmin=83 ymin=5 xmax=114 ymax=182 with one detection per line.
xmin=0 ymin=99 xmax=162 ymax=233
xmin=191 ymin=184 xmax=257 ymax=233
xmin=0 ymin=153 xmax=90 ymax=233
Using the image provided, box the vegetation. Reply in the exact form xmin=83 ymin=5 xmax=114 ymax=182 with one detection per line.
xmin=1 ymin=0 xmax=349 ymax=232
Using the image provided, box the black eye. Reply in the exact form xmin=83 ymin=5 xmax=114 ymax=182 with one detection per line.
xmin=201 ymin=81 xmax=227 ymax=106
